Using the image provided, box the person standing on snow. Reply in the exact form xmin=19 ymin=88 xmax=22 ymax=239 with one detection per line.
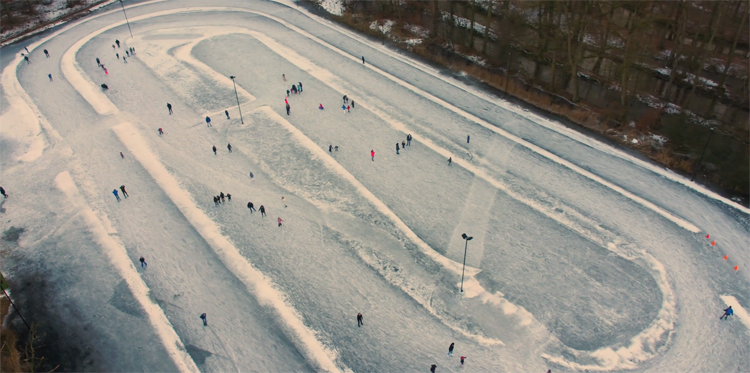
xmin=319 ymin=103 xmax=324 ymax=110
xmin=206 ymin=116 xmax=212 ymax=127
xmin=342 ymin=104 xmax=346 ymax=112
xmin=467 ymin=135 xmax=470 ymax=143
xmin=96 ymin=57 xmax=101 ymax=66
xmin=298 ymin=82 xmax=303 ymax=92
xmin=225 ymin=110 xmax=230 ymax=119
xmin=212 ymin=145 xmax=217 ymax=155
xmin=0 ymin=187 xmax=7 ymax=198
xmin=120 ymin=152 xmax=125 ymax=159
xmin=329 ymin=145 xmax=333 ymax=153
xmin=720 ymin=306 xmax=733 ymax=320
xmin=277 ymin=217 xmax=284 ymax=227
xmin=219 ymin=192 xmax=225 ymax=203
xmin=167 ymin=103 xmax=172 ymax=115
xmin=448 ymin=342 xmax=455 ymax=356
xmin=286 ymin=103 xmax=291 ymax=115
xmin=200 ymin=313 xmax=207 ymax=326
xmin=396 ymin=143 xmax=400 ymax=155
xmin=259 ymin=205 xmax=266 ymax=217
xmin=120 ymin=185 xmax=128 ymax=198
xmin=357 ymin=313 xmax=363 ymax=327
xmin=351 ymin=100 xmax=355 ymax=108
xmin=214 ymin=196 xmax=219 ymax=205
xmin=407 ymin=134 xmax=412 ymax=146
xmin=44 ymin=49 xmax=50 ymax=58
xmin=123 ymin=57 xmax=127 ymax=63
xmin=48 ymin=74 xmax=53 ymax=82
xmin=448 ymin=157 xmax=452 ymax=165
xmin=139 ymin=256 xmax=147 ymax=268
xmin=227 ymin=143 xmax=232 ymax=153
xmin=401 ymin=140 xmax=406 ymax=149
xmin=460 ymin=356 xmax=466 ymax=366
xmin=113 ymin=189 xmax=120 ymax=202
xmin=347 ymin=105 xmax=350 ymax=113
xmin=362 ymin=56 xmax=365 ymax=64
xmin=115 ymin=39 xmax=120 ymax=48
xmin=24 ymin=56 xmax=30 ymax=64
xmin=247 ymin=202 xmax=255 ymax=212
xmin=226 ymin=193 xmax=231 ymax=202
xmin=158 ymin=128 xmax=164 ymax=136
xmin=116 ymin=53 xmax=119 ymax=60
xmin=430 ymin=364 xmax=436 ymax=373
xmin=371 ymin=150 xmax=375 ymax=161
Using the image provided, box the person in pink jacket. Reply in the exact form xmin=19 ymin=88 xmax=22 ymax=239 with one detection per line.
xmin=370 ymin=150 xmax=375 ymax=161
xmin=277 ymin=217 xmax=284 ymax=227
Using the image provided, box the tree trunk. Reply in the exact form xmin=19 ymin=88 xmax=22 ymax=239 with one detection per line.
xmin=661 ymin=2 xmax=687 ymax=99
xmin=684 ymin=1 xmax=721 ymax=110
xmin=592 ymin=5 xmax=614 ymax=75
xmin=469 ymin=0 xmax=476 ymax=49
xmin=706 ymin=7 xmax=747 ymax=116
xmin=482 ymin=0 xmax=494 ymax=54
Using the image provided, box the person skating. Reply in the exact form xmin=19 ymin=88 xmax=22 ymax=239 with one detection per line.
xmin=430 ymin=364 xmax=436 ymax=373
xmin=351 ymin=100 xmax=355 ymax=108
xmin=113 ymin=189 xmax=120 ymax=202
xmin=158 ymin=127 xmax=163 ymax=135
xmin=396 ymin=143 xmax=400 ymax=155
xmin=460 ymin=356 xmax=466 ymax=366
xmin=287 ymin=89 xmax=290 ymax=96
xmin=282 ymin=73 xmax=286 ymax=81
xmin=120 ymin=185 xmax=128 ymax=198
xmin=448 ymin=157 xmax=452 ymax=166
xmin=259 ymin=205 xmax=266 ymax=217
xmin=104 ymin=67 xmax=108 ymax=75
xmin=285 ymin=97 xmax=288 ymax=105
xmin=48 ymin=74 xmax=53 ymax=82
xmin=362 ymin=56 xmax=365 ymax=64
xmin=116 ymin=53 xmax=119 ymax=59
xmin=720 ymin=306 xmax=733 ymax=320
xmin=226 ymin=193 xmax=231 ymax=202
xmin=347 ymin=105 xmax=350 ymax=113
xmin=24 ymin=56 xmax=30 ymax=64
xmin=206 ymin=116 xmax=212 ymax=127
xmin=220 ymin=192 xmax=225 ymax=203
xmin=225 ymin=110 xmax=230 ymax=119
xmin=467 ymin=135 xmax=470 ymax=143
xmin=0 ymin=187 xmax=7 ymax=198
xmin=448 ymin=342 xmax=454 ymax=356
xmin=407 ymin=134 xmax=412 ymax=146
xmin=139 ymin=256 xmax=147 ymax=268
xmin=214 ymin=196 xmax=219 ymax=205
xmin=44 ymin=49 xmax=50 ymax=58
xmin=123 ymin=57 xmax=127 ymax=63
xmin=335 ymin=146 xmax=339 ymax=151
xmin=329 ymin=145 xmax=333 ymax=153
xmin=96 ymin=57 xmax=101 ymax=66
xmin=371 ymin=150 xmax=375 ymax=161
xmin=115 ymin=39 xmax=120 ymax=48
xmin=357 ymin=313 xmax=363 ymax=327
xmin=167 ymin=103 xmax=172 ymax=115
xmin=298 ymin=82 xmax=303 ymax=92
xmin=120 ymin=152 xmax=125 ymax=159
xmin=277 ymin=217 xmax=284 ymax=227
xmin=342 ymin=104 xmax=346 ymax=112
xmin=101 ymin=84 xmax=109 ymax=90
xmin=212 ymin=145 xmax=217 ymax=155
xmin=247 ymin=202 xmax=255 ymax=212
xmin=200 ymin=313 xmax=207 ymax=326
xmin=126 ymin=50 xmax=130 ymax=57
xmin=319 ymin=103 xmax=324 ymax=110
xmin=402 ymin=140 xmax=406 ymax=149
xmin=227 ymin=143 xmax=232 ymax=153
xmin=286 ymin=103 xmax=291 ymax=115
xmin=24 ymin=46 xmax=29 ymax=53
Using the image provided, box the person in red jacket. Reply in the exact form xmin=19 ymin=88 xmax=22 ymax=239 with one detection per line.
xmin=370 ymin=150 xmax=375 ymax=161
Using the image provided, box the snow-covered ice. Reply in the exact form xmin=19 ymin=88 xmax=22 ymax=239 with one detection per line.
xmin=1 ymin=0 xmax=748 ymax=372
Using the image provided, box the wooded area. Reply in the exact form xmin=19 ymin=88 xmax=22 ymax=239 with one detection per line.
xmin=315 ymin=0 xmax=750 ymax=202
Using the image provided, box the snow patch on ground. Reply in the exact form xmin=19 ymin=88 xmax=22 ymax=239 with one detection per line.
xmin=369 ymin=20 xmax=395 ymax=35
xmin=319 ymin=0 xmax=343 ymax=16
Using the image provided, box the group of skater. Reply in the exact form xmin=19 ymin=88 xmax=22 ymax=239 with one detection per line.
xmin=112 ymin=185 xmax=129 ymax=202
xmin=213 ymin=192 xmax=232 ymax=205
xmin=395 ymin=133 xmax=413 ymax=155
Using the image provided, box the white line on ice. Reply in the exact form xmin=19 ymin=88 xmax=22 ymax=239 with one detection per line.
xmin=273 ymin=0 xmax=750 ymax=216
xmin=112 ymin=122 xmax=343 ymax=373
xmin=720 ymin=295 xmax=750 ymax=332
xmin=54 ymin=171 xmax=199 ymax=373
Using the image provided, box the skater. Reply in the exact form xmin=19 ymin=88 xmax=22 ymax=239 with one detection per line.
xmin=342 ymin=104 xmax=346 ymax=112
xmin=467 ymin=135 xmax=470 ymax=143
xmin=351 ymin=100 xmax=355 ymax=108
xmin=448 ymin=157 xmax=452 ymax=165
xmin=396 ymin=143 xmax=400 ymax=155
xmin=329 ymin=145 xmax=333 ymax=153
xmin=335 ymin=146 xmax=339 ymax=151
xmin=126 ymin=50 xmax=130 ymax=57
xmin=277 ymin=217 xmax=284 ymax=227
xmin=101 ymin=83 xmax=109 ymax=90
xmin=44 ymin=49 xmax=50 ymax=58
xmin=214 ymin=196 xmax=219 ymax=205
xmin=282 ymin=73 xmax=286 ymax=81
xmin=206 ymin=116 xmax=212 ymax=127
xmin=259 ymin=205 xmax=266 ymax=217
xmin=347 ymin=105 xmax=350 ymax=112
xmin=24 ymin=56 xmax=30 ymax=64
xmin=286 ymin=89 xmax=290 ymax=97
xmin=319 ymin=103 xmax=324 ymax=110
xmin=298 ymin=82 xmax=303 ymax=92
xmin=120 ymin=152 xmax=124 ymax=159
xmin=123 ymin=57 xmax=127 ymax=63
xmin=0 ymin=187 xmax=7 ymax=198
xmin=362 ymin=56 xmax=365 ymax=64
xmin=96 ymin=57 xmax=101 ymax=66
xmin=285 ymin=97 xmax=288 ymax=106
xmin=720 ymin=306 xmax=734 ymax=320
xmin=112 ymin=44 xmax=116 ymax=50
xmin=430 ymin=364 xmax=436 ymax=373
xmin=212 ymin=145 xmax=217 ymax=155
xmin=226 ymin=193 xmax=232 ymax=202
xmin=116 ymin=53 xmax=119 ymax=59
xmin=24 ymin=46 xmax=29 ymax=53
xmin=220 ymin=192 xmax=225 ymax=203
xmin=115 ymin=39 xmax=120 ymax=48
xmin=448 ymin=342 xmax=454 ymax=356
xmin=158 ymin=127 xmax=163 ymax=135
xmin=167 ymin=103 xmax=172 ymax=114
xmin=286 ymin=103 xmax=291 ymax=115
xmin=120 ymin=185 xmax=128 ymax=198
xmin=407 ymin=134 xmax=412 ymax=146
xmin=371 ymin=150 xmax=375 ymax=161
xmin=48 ymin=74 xmax=53 ymax=82
xmin=357 ymin=313 xmax=363 ymax=327
xmin=104 ymin=67 xmax=108 ymax=75
xmin=282 ymin=196 xmax=287 ymax=208
xmin=343 ymin=95 xmax=347 ymax=104
xmin=460 ymin=356 xmax=466 ymax=366
xmin=200 ymin=313 xmax=207 ymax=326
xmin=249 ymin=172 xmax=254 ymax=178
xmin=402 ymin=140 xmax=406 ymax=149
xmin=227 ymin=143 xmax=232 ymax=153
xmin=225 ymin=110 xmax=230 ymax=119
xmin=139 ymin=256 xmax=147 ymax=267
xmin=112 ymin=189 xmax=120 ymax=202
xmin=247 ymin=202 xmax=255 ymax=212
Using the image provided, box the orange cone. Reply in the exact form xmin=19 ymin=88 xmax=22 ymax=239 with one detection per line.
xmin=706 ymin=234 xmax=710 ymax=239
xmin=711 ymin=241 xmax=716 ymax=246
xmin=724 ymin=255 xmax=728 ymax=260
xmin=734 ymin=266 xmax=739 ymax=271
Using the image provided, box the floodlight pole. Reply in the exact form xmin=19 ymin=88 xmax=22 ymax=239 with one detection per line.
xmin=230 ymin=76 xmax=244 ymax=124
xmin=460 ymin=233 xmax=473 ymax=292
xmin=119 ymin=0 xmax=133 ymax=38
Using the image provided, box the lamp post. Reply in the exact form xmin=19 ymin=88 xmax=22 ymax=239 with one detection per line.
xmin=460 ymin=233 xmax=473 ymax=292
xmin=229 ymin=76 xmax=244 ymax=124
xmin=691 ymin=127 xmax=715 ymax=181
xmin=119 ymin=0 xmax=133 ymax=38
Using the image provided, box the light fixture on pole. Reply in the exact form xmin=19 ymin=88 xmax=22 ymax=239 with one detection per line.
xmin=460 ymin=233 xmax=473 ymax=292
xmin=119 ymin=0 xmax=133 ymax=38
xmin=229 ymin=75 xmax=244 ymax=124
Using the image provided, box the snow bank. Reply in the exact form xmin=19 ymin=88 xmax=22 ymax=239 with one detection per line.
xmin=720 ymin=295 xmax=750 ymax=333
xmin=111 ymin=122 xmax=343 ymax=373
xmin=54 ymin=171 xmax=199 ymax=373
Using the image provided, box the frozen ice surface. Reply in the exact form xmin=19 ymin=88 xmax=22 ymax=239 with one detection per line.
xmin=0 ymin=0 xmax=748 ymax=372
